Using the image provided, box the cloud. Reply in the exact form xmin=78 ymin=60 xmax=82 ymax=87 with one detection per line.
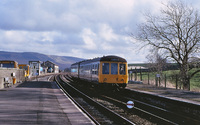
xmin=99 ymin=24 xmax=118 ymax=42
xmin=0 ymin=0 xmax=199 ymax=63
xmin=81 ymin=28 xmax=97 ymax=50
xmin=0 ymin=0 xmax=82 ymax=32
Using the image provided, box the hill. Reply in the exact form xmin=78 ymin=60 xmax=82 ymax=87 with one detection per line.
xmin=0 ymin=51 xmax=84 ymax=70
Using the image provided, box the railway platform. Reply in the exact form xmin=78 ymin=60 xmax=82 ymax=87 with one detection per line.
xmin=127 ymin=83 xmax=200 ymax=105
xmin=0 ymin=77 xmax=94 ymax=125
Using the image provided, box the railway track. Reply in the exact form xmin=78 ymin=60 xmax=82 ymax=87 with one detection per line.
xmin=119 ymin=90 xmax=200 ymax=125
xmin=64 ymin=75 xmax=173 ymax=124
xmin=63 ymin=74 xmax=200 ymax=125
xmin=98 ymin=92 xmax=200 ymax=125
xmin=54 ymin=74 xmax=135 ymax=125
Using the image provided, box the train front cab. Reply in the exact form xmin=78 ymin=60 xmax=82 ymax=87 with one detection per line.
xmin=99 ymin=61 xmax=128 ymax=88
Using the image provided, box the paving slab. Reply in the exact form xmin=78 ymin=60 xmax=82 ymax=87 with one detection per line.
xmin=0 ymin=80 xmax=94 ymax=125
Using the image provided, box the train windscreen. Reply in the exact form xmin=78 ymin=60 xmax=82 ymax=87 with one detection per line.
xmin=119 ymin=64 xmax=126 ymax=75
xmin=111 ymin=63 xmax=118 ymax=74
xmin=102 ymin=63 xmax=109 ymax=74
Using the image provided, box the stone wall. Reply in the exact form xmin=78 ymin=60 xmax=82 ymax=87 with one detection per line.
xmin=0 ymin=68 xmax=25 ymax=89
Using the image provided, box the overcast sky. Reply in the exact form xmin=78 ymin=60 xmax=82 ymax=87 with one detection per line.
xmin=0 ymin=0 xmax=200 ymax=63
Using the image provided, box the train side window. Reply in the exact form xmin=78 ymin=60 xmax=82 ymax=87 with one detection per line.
xmin=97 ymin=64 xmax=99 ymax=75
xmin=95 ymin=64 xmax=97 ymax=74
xmin=92 ymin=64 xmax=94 ymax=74
xmin=102 ymin=63 xmax=109 ymax=74
xmin=119 ymin=64 xmax=126 ymax=75
xmin=111 ymin=63 xmax=118 ymax=74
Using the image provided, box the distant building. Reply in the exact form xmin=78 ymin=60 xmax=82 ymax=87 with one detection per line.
xmin=41 ymin=62 xmax=48 ymax=74
xmin=42 ymin=61 xmax=59 ymax=73
xmin=29 ymin=61 xmax=41 ymax=76
xmin=18 ymin=64 xmax=30 ymax=77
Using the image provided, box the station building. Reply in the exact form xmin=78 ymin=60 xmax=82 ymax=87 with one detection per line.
xmin=41 ymin=61 xmax=59 ymax=73
xmin=29 ymin=61 xmax=42 ymax=76
xmin=18 ymin=64 xmax=30 ymax=77
xmin=0 ymin=60 xmax=25 ymax=89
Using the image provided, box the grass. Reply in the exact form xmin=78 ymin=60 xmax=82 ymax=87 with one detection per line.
xmin=189 ymin=70 xmax=200 ymax=91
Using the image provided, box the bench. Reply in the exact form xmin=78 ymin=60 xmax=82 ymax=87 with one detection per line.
xmin=4 ymin=83 xmax=11 ymax=88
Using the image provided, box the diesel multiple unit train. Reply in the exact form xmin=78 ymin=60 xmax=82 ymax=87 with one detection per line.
xmin=71 ymin=55 xmax=128 ymax=88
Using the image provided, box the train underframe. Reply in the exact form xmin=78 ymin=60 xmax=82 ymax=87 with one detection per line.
xmin=71 ymin=76 xmax=127 ymax=90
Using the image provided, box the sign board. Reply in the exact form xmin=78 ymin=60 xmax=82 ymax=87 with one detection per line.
xmin=156 ymin=74 xmax=160 ymax=78
xmin=11 ymin=73 xmax=15 ymax=77
xmin=127 ymin=101 xmax=134 ymax=109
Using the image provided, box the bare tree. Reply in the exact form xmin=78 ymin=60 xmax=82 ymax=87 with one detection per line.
xmin=146 ymin=49 xmax=167 ymax=74
xmin=134 ymin=1 xmax=200 ymax=90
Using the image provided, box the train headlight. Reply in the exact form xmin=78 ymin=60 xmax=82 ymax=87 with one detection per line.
xmin=103 ymin=78 xmax=107 ymax=82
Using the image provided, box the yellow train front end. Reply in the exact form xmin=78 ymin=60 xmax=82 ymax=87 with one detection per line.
xmin=71 ymin=55 xmax=128 ymax=88
xmin=99 ymin=59 xmax=128 ymax=88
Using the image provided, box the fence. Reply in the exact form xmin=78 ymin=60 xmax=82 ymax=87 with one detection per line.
xmin=128 ymin=70 xmax=182 ymax=89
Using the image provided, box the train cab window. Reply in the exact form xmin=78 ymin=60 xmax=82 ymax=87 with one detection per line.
xmin=111 ymin=63 xmax=118 ymax=74
xmin=119 ymin=64 xmax=126 ymax=75
xmin=102 ymin=63 xmax=109 ymax=74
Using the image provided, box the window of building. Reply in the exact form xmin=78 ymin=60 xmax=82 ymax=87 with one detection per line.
xmin=1 ymin=63 xmax=14 ymax=68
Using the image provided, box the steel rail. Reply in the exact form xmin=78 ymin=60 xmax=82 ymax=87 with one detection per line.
xmin=54 ymin=75 xmax=100 ymax=125
xmin=56 ymin=75 xmax=135 ymax=125
xmin=100 ymin=94 xmax=177 ymax=125
xmin=64 ymin=74 xmax=200 ymax=124
xmin=64 ymin=75 xmax=172 ymax=124
xmin=98 ymin=89 xmax=200 ymax=124
xmin=123 ymin=89 xmax=200 ymax=124
xmin=123 ymin=96 xmax=200 ymax=125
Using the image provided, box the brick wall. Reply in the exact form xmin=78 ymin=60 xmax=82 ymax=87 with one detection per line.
xmin=0 ymin=68 xmax=25 ymax=89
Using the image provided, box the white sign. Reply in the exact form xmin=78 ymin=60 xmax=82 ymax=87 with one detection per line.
xmin=5 ymin=77 xmax=9 ymax=82
xmin=127 ymin=101 xmax=134 ymax=109
xmin=156 ymin=74 xmax=160 ymax=77
xmin=12 ymin=73 xmax=15 ymax=77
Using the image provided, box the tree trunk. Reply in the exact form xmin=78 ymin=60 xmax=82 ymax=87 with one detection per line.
xmin=180 ymin=64 xmax=190 ymax=90
xmin=181 ymin=76 xmax=190 ymax=90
